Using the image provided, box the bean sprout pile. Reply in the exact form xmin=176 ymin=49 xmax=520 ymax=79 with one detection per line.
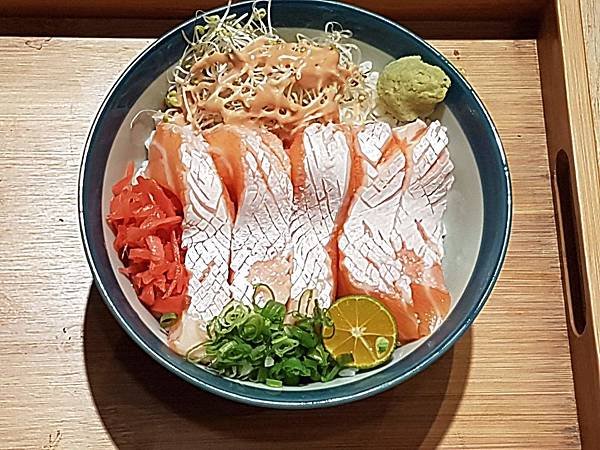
xmin=163 ymin=0 xmax=378 ymax=135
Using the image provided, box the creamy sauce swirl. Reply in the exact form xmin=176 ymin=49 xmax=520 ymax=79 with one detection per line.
xmin=183 ymin=37 xmax=352 ymax=138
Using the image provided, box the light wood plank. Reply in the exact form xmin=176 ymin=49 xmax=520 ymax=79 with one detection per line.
xmin=0 ymin=37 xmax=580 ymax=449
xmin=536 ymin=1 xmax=600 ymax=447
xmin=581 ymin=0 xmax=600 ymax=165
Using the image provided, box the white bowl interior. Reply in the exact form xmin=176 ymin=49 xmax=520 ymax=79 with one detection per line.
xmin=102 ymin=28 xmax=483 ymax=390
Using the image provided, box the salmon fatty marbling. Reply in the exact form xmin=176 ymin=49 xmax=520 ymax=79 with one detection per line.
xmin=146 ymin=123 xmax=235 ymax=353
xmin=141 ymin=118 xmax=454 ymax=354
xmin=288 ymin=123 xmax=353 ymax=314
xmin=339 ymin=120 xmax=454 ymax=342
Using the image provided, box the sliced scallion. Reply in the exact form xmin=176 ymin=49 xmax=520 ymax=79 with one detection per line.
xmin=376 ymin=336 xmax=390 ymax=356
xmin=264 ymin=356 xmax=275 ymax=367
xmin=194 ymin=285 xmax=347 ymax=387
xmin=297 ymin=288 xmax=316 ymax=315
xmin=159 ymin=312 xmax=178 ymax=329
xmin=339 ymin=368 xmax=358 ymax=377
xmin=252 ymin=283 xmax=275 ymax=305
xmin=266 ymin=378 xmax=283 ymax=388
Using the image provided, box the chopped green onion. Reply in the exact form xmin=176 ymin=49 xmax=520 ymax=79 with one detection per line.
xmin=376 ymin=336 xmax=390 ymax=355
xmin=336 ymin=353 xmax=355 ymax=367
xmin=322 ymin=365 xmax=341 ymax=383
xmin=195 ymin=285 xmax=347 ymax=387
xmin=239 ymin=361 xmax=254 ymax=378
xmin=216 ymin=301 xmax=249 ymax=333
xmin=297 ymin=288 xmax=316 ymax=315
xmin=159 ymin=312 xmax=178 ymax=329
xmin=339 ymin=368 xmax=358 ymax=377
xmin=259 ymin=299 xmax=285 ymax=324
xmin=249 ymin=344 xmax=266 ymax=362
xmin=239 ymin=313 xmax=265 ymax=342
xmin=185 ymin=341 xmax=208 ymax=364
xmin=252 ymin=283 xmax=275 ymax=305
xmin=272 ymin=335 xmax=299 ymax=357
xmin=266 ymin=378 xmax=283 ymax=388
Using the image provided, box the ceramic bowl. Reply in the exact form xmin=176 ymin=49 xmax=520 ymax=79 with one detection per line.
xmin=79 ymin=0 xmax=511 ymax=408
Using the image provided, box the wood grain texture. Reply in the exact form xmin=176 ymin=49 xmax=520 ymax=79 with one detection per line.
xmin=0 ymin=0 xmax=546 ymax=21
xmin=581 ymin=0 xmax=600 ymax=157
xmin=0 ymin=16 xmax=539 ymax=40
xmin=537 ymin=0 xmax=600 ymax=447
xmin=581 ymin=0 xmax=600 ymax=351
xmin=0 ymin=38 xmax=580 ymax=449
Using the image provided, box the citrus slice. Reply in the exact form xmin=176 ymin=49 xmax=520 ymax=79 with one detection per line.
xmin=323 ymin=295 xmax=397 ymax=369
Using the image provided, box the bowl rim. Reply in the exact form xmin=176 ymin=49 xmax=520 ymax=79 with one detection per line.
xmin=78 ymin=0 xmax=512 ymax=408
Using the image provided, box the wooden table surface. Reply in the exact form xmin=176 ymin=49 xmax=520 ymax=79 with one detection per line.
xmin=2 ymin=9 xmax=598 ymax=449
xmin=582 ymin=0 xmax=600 ymax=162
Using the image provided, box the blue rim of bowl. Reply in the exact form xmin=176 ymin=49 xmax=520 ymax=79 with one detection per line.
xmin=79 ymin=0 xmax=512 ymax=408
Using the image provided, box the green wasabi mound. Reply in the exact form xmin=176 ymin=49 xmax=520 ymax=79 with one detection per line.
xmin=376 ymin=55 xmax=451 ymax=121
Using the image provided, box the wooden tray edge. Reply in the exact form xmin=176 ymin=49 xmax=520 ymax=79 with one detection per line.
xmin=538 ymin=0 xmax=600 ymax=447
xmin=0 ymin=0 xmax=546 ymax=21
xmin=0 ymin=0 xmax=595 ymax=445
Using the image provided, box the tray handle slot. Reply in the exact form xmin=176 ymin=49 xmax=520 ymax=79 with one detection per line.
xmin=553 ymin=149 xmax=587 ymax=336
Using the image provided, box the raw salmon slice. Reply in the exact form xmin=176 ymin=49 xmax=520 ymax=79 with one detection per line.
xmin=288 ymin=123 xmax=353 ymax=314
xmin=354 ymin=121 xmax=394 ymax=181
xmin=338 ymin=120 xmax=454 ymax=342
xmin=147 ymin=123 xmax=234 ymax=354
xmin=206 ymin=125 xmax=294 ymax=306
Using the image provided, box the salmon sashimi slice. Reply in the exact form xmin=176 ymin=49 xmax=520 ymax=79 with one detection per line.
xmin=392 ymin=120 xmax=454 ymax=268
xmin=146 ymin=123 xmax=234 ymax=354
xmin=391 ymin=120 xmax=454 ymax=335
xmin=206 ymin=125 xmax=294 ymax=306
xmin=354 ymin=121 xmax=394 ymax=181
xmin=146 ymin=124 xmax=187 ymax=204
xmin=288 ymin=123 xmax=353 ymax=314
xmin=338 ymin=120 xmax=454 ymax=342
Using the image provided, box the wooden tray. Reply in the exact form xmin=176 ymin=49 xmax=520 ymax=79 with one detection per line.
xmin=0 ymin=0 xmax=597 ymax=448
